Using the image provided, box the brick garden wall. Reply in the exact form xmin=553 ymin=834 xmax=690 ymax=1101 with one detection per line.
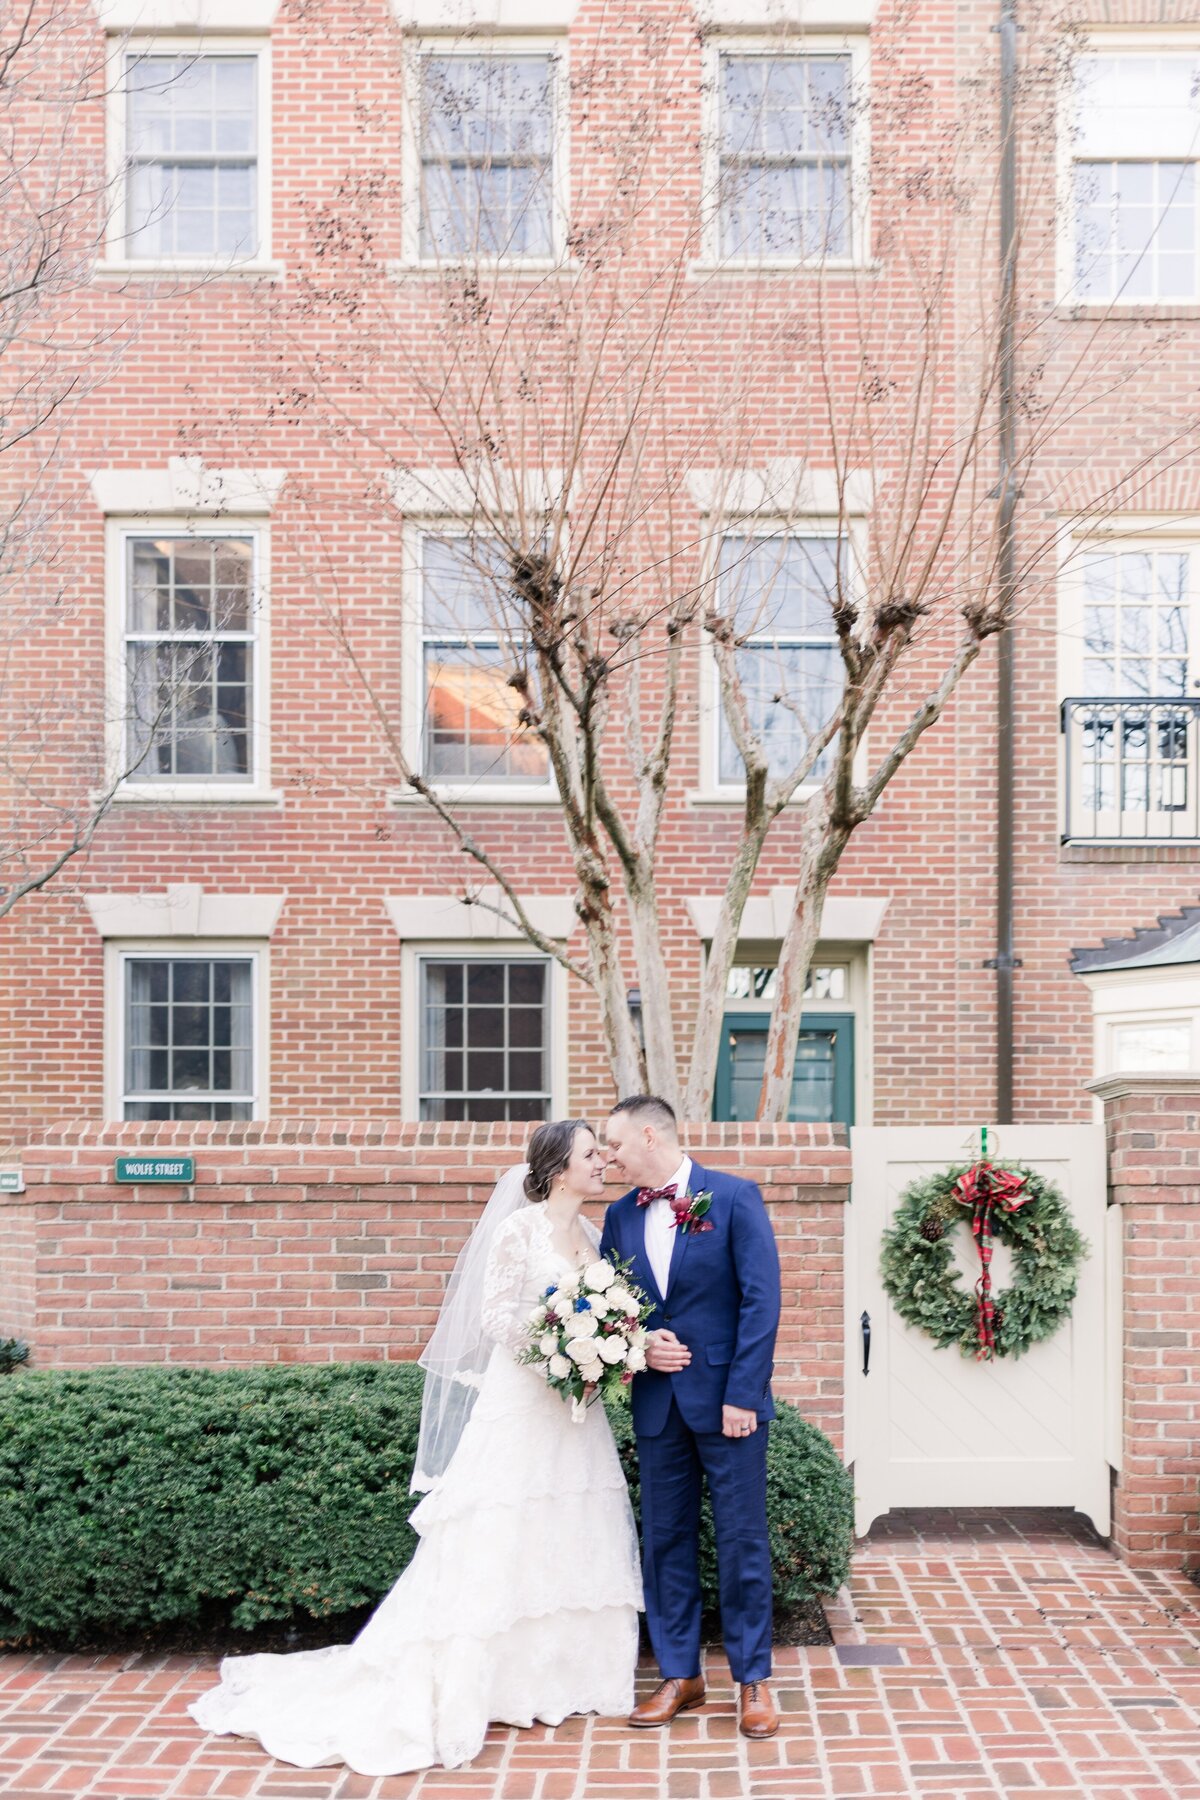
xmin=1097 ymin=1077 xmax=1200 ymax=1572
xmin=0 ymin=1120 xmax=851 ymax=1450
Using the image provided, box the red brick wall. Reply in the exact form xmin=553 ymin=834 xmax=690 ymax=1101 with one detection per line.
xmin=1100 ymin=1078 xmax=1200 ymax=1572
xmin=0 ymin=1121 xmax=851 ymax=1450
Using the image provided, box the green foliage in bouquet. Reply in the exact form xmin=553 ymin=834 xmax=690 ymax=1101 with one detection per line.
xmin=0 ymin=1362 xmax=852 ymax=1647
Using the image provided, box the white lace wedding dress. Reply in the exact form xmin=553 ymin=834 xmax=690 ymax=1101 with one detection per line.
xmin=188 ymin=1205 xmax=642 ymax=1776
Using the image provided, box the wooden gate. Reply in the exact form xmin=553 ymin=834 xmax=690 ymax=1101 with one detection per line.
xmin=847 ymin=1126 xmax=1115 ymax=1537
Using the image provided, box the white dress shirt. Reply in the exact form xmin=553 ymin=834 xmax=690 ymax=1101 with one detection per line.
xmin=643 ymin=1155 xmax=692 ymax=1299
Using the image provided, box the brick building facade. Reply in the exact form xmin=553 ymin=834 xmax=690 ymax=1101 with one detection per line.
xmin=7 ymin=0 xmax=1200 ymax=1143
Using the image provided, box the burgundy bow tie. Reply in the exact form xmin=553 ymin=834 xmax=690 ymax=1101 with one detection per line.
xmin=637 ymin=1184 xmax=682 ymax=1209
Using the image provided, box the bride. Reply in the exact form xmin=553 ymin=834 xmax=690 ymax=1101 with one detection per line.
xmin=188 ymin=1120 xmax=643 ymax=1775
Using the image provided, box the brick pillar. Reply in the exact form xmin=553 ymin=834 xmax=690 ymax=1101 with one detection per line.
xmin=1091 ymin=1074 xmax=1200 ymax=1571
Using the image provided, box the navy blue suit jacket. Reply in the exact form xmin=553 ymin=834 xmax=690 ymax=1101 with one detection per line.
xmin=599 ymin=1162 xmax=782 ymax=1438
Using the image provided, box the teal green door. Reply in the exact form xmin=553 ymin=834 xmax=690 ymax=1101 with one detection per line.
xmin=713 ymin=1012 xmax=854 ymax=1125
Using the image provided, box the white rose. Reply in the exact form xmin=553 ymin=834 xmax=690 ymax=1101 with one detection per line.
xmin=563 ymin=1311 xmax=598 ymax=1340
xmin=596 ymin=1335 xmax=627 ymax=1365
xmin=548 ymin=1353 xmax=571 ymax=1379
xmin=528 ymin=1304 xmax=548 ymax=1326
xmin=538 ymin=1331 xmax=559 ymax=1358
xmin=543 ymin=1290 xmax=567 ymax=1317
xmin=567 ymin=1338 xmax=601 ymax=1365
xmin=584 ymin=1260 xmax=615 ymax=1292
xmin=588 ymin=1293 xmax=614 ymax=1317
xmin=627 ymin=1345 xmax=647 ymax=1372
xmin=607 ymin=1288 xmax=637 ymax=1317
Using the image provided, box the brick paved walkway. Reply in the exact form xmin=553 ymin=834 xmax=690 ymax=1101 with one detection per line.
xmin=3 ymin=1513 xmax=1199 ymax=1800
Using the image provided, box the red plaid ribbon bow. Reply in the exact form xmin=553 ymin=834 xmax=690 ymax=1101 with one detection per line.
xmin=952 ymin=1161 xmax=1029 ymax=1359
xmin=636 ymin=1184 xmax=681 ymax=1210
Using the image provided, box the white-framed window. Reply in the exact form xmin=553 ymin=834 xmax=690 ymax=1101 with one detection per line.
xmin=709 ymin=527 xmax=850 ymax=790
xmin=713 ymin=944 xmax=870 ymax=1125
xmin=107 ymin=39 xmax=272 ymax=269
xmin=401 ymin=947 xmax=562 ymax=1121
xmin=105 ymin=942 xmax=266 ymax=1120
xmin=702 ymin=35 xmax=869 ymax=268
xmin=105 ymin=519 xmax=271 ymax=801
xmin=401 ymin=526 xmax=553 ymax=797
xmin=1059 ymin=530 xmax=1200 ymax=840
xmin=1064 ymin=41 xmax=1200 ymax=304
xmin=402 ymin=39 xmax=567 ymax=265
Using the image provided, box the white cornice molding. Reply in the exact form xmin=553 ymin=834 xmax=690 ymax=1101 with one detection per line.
xmin=384 ymin=464 xmax=570 ymax=520
xmin=392 ymin=0 xmax=576 ymax=26
xmin=695 ymin=0 xmax=878 ymax=26
xmin=85 ymin=884 xmax=285 ymax=938
xmin=89 ymin=458 xmax=286 ymax=517
xmin=97 ymin=0 xmax=280 ymax=28
xmin=1086 ymin=1072 xmax=1200 ymax=1103
xmin=685 ymin=892 xmax=889 ymax=942
xmin=687 ymin=463 xmax=874 ymax=520
xmin=385 ymin=890 xmax=576 ymax=941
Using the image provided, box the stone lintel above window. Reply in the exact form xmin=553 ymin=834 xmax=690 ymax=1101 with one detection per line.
xmin=86 ymin=884 xmax=285 ymax=938
xmin=687 ymin=464 xmax=873 ymax=521
xmin=90 ymin=459 xmax=286 ymax=518
xmin=696 ymin=0 xmax=877 ymax=28
xmin=392 ymin=0 xmax=576 ymax=31
xmin=685 ymin=891 xmax=888 ymax=942
xmin=96 ymin=0 xmax=280 ymax=31
xmin=385 ymin=890 xmax=575 ymax=941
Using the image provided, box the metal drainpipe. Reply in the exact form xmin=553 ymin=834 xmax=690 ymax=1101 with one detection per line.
xmin=991 ymin=0 xmax=1020 ymax=1124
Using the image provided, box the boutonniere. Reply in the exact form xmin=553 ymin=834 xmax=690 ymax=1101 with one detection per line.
xmin=671 ymin=1190 xmax=714 ymax=1235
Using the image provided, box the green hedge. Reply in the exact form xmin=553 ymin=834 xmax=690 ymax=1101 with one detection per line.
xmin=0 ymin=1364 xmax=852 ymax=1645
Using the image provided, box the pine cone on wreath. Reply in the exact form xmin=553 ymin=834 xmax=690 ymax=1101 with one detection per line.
xmin=918 ymin=1215 xmax=945 ymax=1243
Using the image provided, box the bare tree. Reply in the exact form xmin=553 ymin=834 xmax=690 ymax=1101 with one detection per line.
xmin=217 ymin=1 xmax=1200 ymax=1115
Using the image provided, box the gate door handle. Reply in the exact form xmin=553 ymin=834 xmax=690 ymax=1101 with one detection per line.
xmin=860 ymin=1309 xmax=871 ymax=1376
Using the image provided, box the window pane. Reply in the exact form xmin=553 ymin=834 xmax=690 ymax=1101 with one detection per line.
xmin=718 ymin=536 xmax=840 ymax=636
xmin=720 ymin=53 xmax=851 ymax=259
xmin=124 ymin=957 xmax=252 ymax=1118
xmin=126 ymin=55 xmax=257 ymax=260
xmin=419 ymin=959 xmax=550 ymax=1120
xmin=1079 ymin=547 xmax=1193 ymax=699
xmin=1074 ymin=161 xmax=1196 ymax=302
xmin=420 ymin=55 xmax=554 ymax=258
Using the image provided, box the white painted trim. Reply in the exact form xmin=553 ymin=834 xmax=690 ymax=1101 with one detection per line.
xmin=1086 ymin=1069 xmax=1200 ymax=1101
xmin=87 ymin=884 xmax=285 ymax=938
xmin=103 ymin=937 xmax=269 ymax=1120
xmin=699 ymin=30 xmax=871 ymax=271
xmin=103 ymin=514 xmax=274 ymax=802
xmin=385 ymin=890 xmax=574 ymax=941
xmin=685 ymin=892 xmax=888 ymax=941
xmin=90 ymin=459 xmax=286 ymax=516
xmin=104 ymin=36 xmax=274 ymax=269
xmin=399 ymin=33 xmax=570 ymax=268
xmin=386 ymin=465 xmax=568 ymax=520
xmin=399 ymin=939 xmax=567 ymax=1120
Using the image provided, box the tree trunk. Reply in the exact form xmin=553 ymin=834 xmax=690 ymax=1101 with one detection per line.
xmin=756 ymin=814 xmax=839 ymax=1122
xmin=579 ymin=885 xmax=645 ymax=1101
xmin=681 ymin=823 xmax=769 ymax=1120
xmin=626 ymin=874 xmax=681 ymax=1113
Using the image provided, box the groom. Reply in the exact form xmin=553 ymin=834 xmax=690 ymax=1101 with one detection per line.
xmin=600 ymin=1094 xmax=782 ymax=1740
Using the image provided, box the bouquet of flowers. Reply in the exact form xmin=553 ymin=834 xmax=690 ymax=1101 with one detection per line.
xmin=519 ymin=1256 xmax=653 ymax=1421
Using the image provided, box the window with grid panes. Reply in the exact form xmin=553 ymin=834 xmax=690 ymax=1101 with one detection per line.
xmin=124 ymin=535 xmax=255 ymax=783
xmin=716 ymin=534 xmax=844 ymax=784
xmin=1071 ymin=53 xmax=1200 ymax=302
xmin=125 ymin=54 xmax=259 ymax=261
xmin=123 ymin=957 xmax=254 ymax=1119
xmin=419 ymin=54 xmax=555 ymax=259
xmin=420 ymin=533 xmax=548 ymax=784
xmin=419 ymin=958 xmax=550 ymax=1121
xmin=719 ymin=53 xmax=852 ymax=260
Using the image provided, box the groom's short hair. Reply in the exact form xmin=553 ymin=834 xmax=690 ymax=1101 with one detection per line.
xmin=609 ymin=1094 xmax=678 ymax=1136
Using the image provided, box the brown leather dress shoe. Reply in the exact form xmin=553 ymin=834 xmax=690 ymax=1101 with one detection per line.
xmin=628 ymin=1676 xmax=706 ymax=1728
xmin=739 ymin=1680 xmax=779 ymax=1738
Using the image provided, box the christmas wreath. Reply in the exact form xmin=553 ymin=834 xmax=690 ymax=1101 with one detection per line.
xmin=879 ymin=1161 xmax=1088 ymax=1361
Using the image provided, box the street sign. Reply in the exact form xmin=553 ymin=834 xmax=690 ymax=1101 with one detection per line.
xmin=0 ymin=1170 xmax=25 ymax=1193
xmin=114 ymin=1155 xmax=195 ymax=1184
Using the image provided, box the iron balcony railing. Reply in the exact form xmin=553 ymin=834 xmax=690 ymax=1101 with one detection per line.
xmin=1061 ymin=696 xmax=1200 ymax=843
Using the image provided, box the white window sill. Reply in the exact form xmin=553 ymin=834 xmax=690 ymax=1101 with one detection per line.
xmin=97 ymin=259 xmax=284 ymax=280
xmin=1058 ymin=299 xmax=1200 ymax=319
xmin=390 ymin=783 xmax=560 ymax=806
xmin=687 ymin=786 xmax=821 ymax=806
xmin=107 ymin=785 xmax=285 ymax=806
xmin=689 ymin=258 xmax=878 ymax=278
xmin=387 ymin=256 xmax=580 ymax=278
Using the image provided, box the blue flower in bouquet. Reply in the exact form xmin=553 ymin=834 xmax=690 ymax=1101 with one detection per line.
xmin=573 ymin=1295 xmax=592 ymax=1313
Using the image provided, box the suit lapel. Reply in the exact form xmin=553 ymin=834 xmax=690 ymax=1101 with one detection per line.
xmin=626 ymin=1193 xmax=666 ymax=1307
xmin=664 ymin=1159 xmax=705 ymax=1301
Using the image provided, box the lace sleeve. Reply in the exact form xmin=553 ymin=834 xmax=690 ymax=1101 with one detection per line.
xmin=481 ymin=1211 xmax=533 ymax=1354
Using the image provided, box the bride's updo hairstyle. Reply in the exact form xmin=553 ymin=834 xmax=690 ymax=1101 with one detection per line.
xmin=524 ymin=1119 xmax=594 ymax=1202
